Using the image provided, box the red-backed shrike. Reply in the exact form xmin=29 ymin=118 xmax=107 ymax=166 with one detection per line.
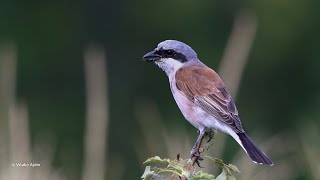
xmin=143 ymin=40 xmax=273 ymax=165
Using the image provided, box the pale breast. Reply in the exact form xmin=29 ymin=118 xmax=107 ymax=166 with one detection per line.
xmin=169 ymin=77 xmax=203 ymax=129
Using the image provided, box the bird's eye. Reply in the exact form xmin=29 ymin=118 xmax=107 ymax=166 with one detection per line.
xmin=166 ymin=50 xmax=175 ymax=56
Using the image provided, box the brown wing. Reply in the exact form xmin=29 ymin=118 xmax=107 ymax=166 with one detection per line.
xmin=175 ymin=64 xmax=244 ymax=133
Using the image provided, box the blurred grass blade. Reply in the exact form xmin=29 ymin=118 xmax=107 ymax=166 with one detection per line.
xmin=82 ymin=45 xmax=109 ymax=180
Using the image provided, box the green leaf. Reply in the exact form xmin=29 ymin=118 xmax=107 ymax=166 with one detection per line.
xmin=215 ymin=169 xmax=227 ymax=180
xmin=141 ymin=166 xmax=154 ymax=180
xmin=157 ymin=168 xmax=182 ymax=176
xmin=143 ymin=156 xmax=170 ymax=165
xmin=191 ymin=171 xmax=215 ymax=180
xmin=182 ymin=170 xmax=191 ymax=179
xmin=142 ymin=155 xmax=238 ymax=180
xmin=204 ymin=155 xmax=239 ymax=180
xmin=204 ymin=156 xmax=225 ymax=167
xmin=167 ymin=163 xmax=183 ymax=175
xmin=227 ymin=164 xmax=240 ymax=173
xmin=215 ymin=169 xmax=236 ymax=180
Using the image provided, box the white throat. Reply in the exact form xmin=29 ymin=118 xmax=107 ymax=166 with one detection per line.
xmin=154 ymin=58 xmax=183 ymax=77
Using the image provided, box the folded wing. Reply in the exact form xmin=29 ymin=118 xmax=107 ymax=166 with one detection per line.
xmin=175 ymin=64 xmax=244 ymax=133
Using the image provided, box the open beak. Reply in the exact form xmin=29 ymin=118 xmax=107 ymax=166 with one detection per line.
xmin=142 ymin=50 xmax=161 ymax=62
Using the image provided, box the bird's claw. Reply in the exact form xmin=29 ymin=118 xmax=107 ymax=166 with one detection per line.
xmin=195 ymin=159 xmax=203 ymax=168
xmin=206 ymin=132 xmax=213 ymax=142
xmin=190 ymin=148 xmax=204 ymax=168
xmin=206 ymin=130 xmax=217 ymax=142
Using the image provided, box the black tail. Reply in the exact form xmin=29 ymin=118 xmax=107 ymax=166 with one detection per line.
xmin=237 ymin=132 xmax=273 ymax=165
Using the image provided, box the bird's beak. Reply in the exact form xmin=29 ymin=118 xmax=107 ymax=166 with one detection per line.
xmin=142 ymin=50 xmax=161 ymax=62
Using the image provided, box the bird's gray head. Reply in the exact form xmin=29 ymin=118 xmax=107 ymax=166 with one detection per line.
xmin=143 ymin=40 xmax=200 ymax=76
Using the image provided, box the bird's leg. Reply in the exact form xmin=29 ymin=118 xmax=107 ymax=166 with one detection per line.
xmin=190 ymin=130 xmax=205 ymax=167
xmin=191 ymin=130 xmax=204 ymax=155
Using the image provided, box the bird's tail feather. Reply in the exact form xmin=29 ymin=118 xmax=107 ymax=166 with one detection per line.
xmin=237 ymin=132 xmax=273 ymax=165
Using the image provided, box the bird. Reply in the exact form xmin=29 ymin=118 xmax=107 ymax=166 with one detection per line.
xmin=142 ymin=39 xmax=273 ymax=165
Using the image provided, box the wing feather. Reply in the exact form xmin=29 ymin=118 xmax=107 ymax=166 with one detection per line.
xmin=175 ymin=64 xmax=244 ymax=133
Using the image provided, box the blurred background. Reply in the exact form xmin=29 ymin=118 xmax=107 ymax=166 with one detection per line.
xmin=1 ymin=0 xmax=320 ymax=179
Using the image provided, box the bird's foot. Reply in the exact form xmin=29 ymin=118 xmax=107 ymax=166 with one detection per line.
xmin=190 ymin=148 xmax=204 ymax=168
xmin=206 ymin=130 xmax=217 ymax=142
